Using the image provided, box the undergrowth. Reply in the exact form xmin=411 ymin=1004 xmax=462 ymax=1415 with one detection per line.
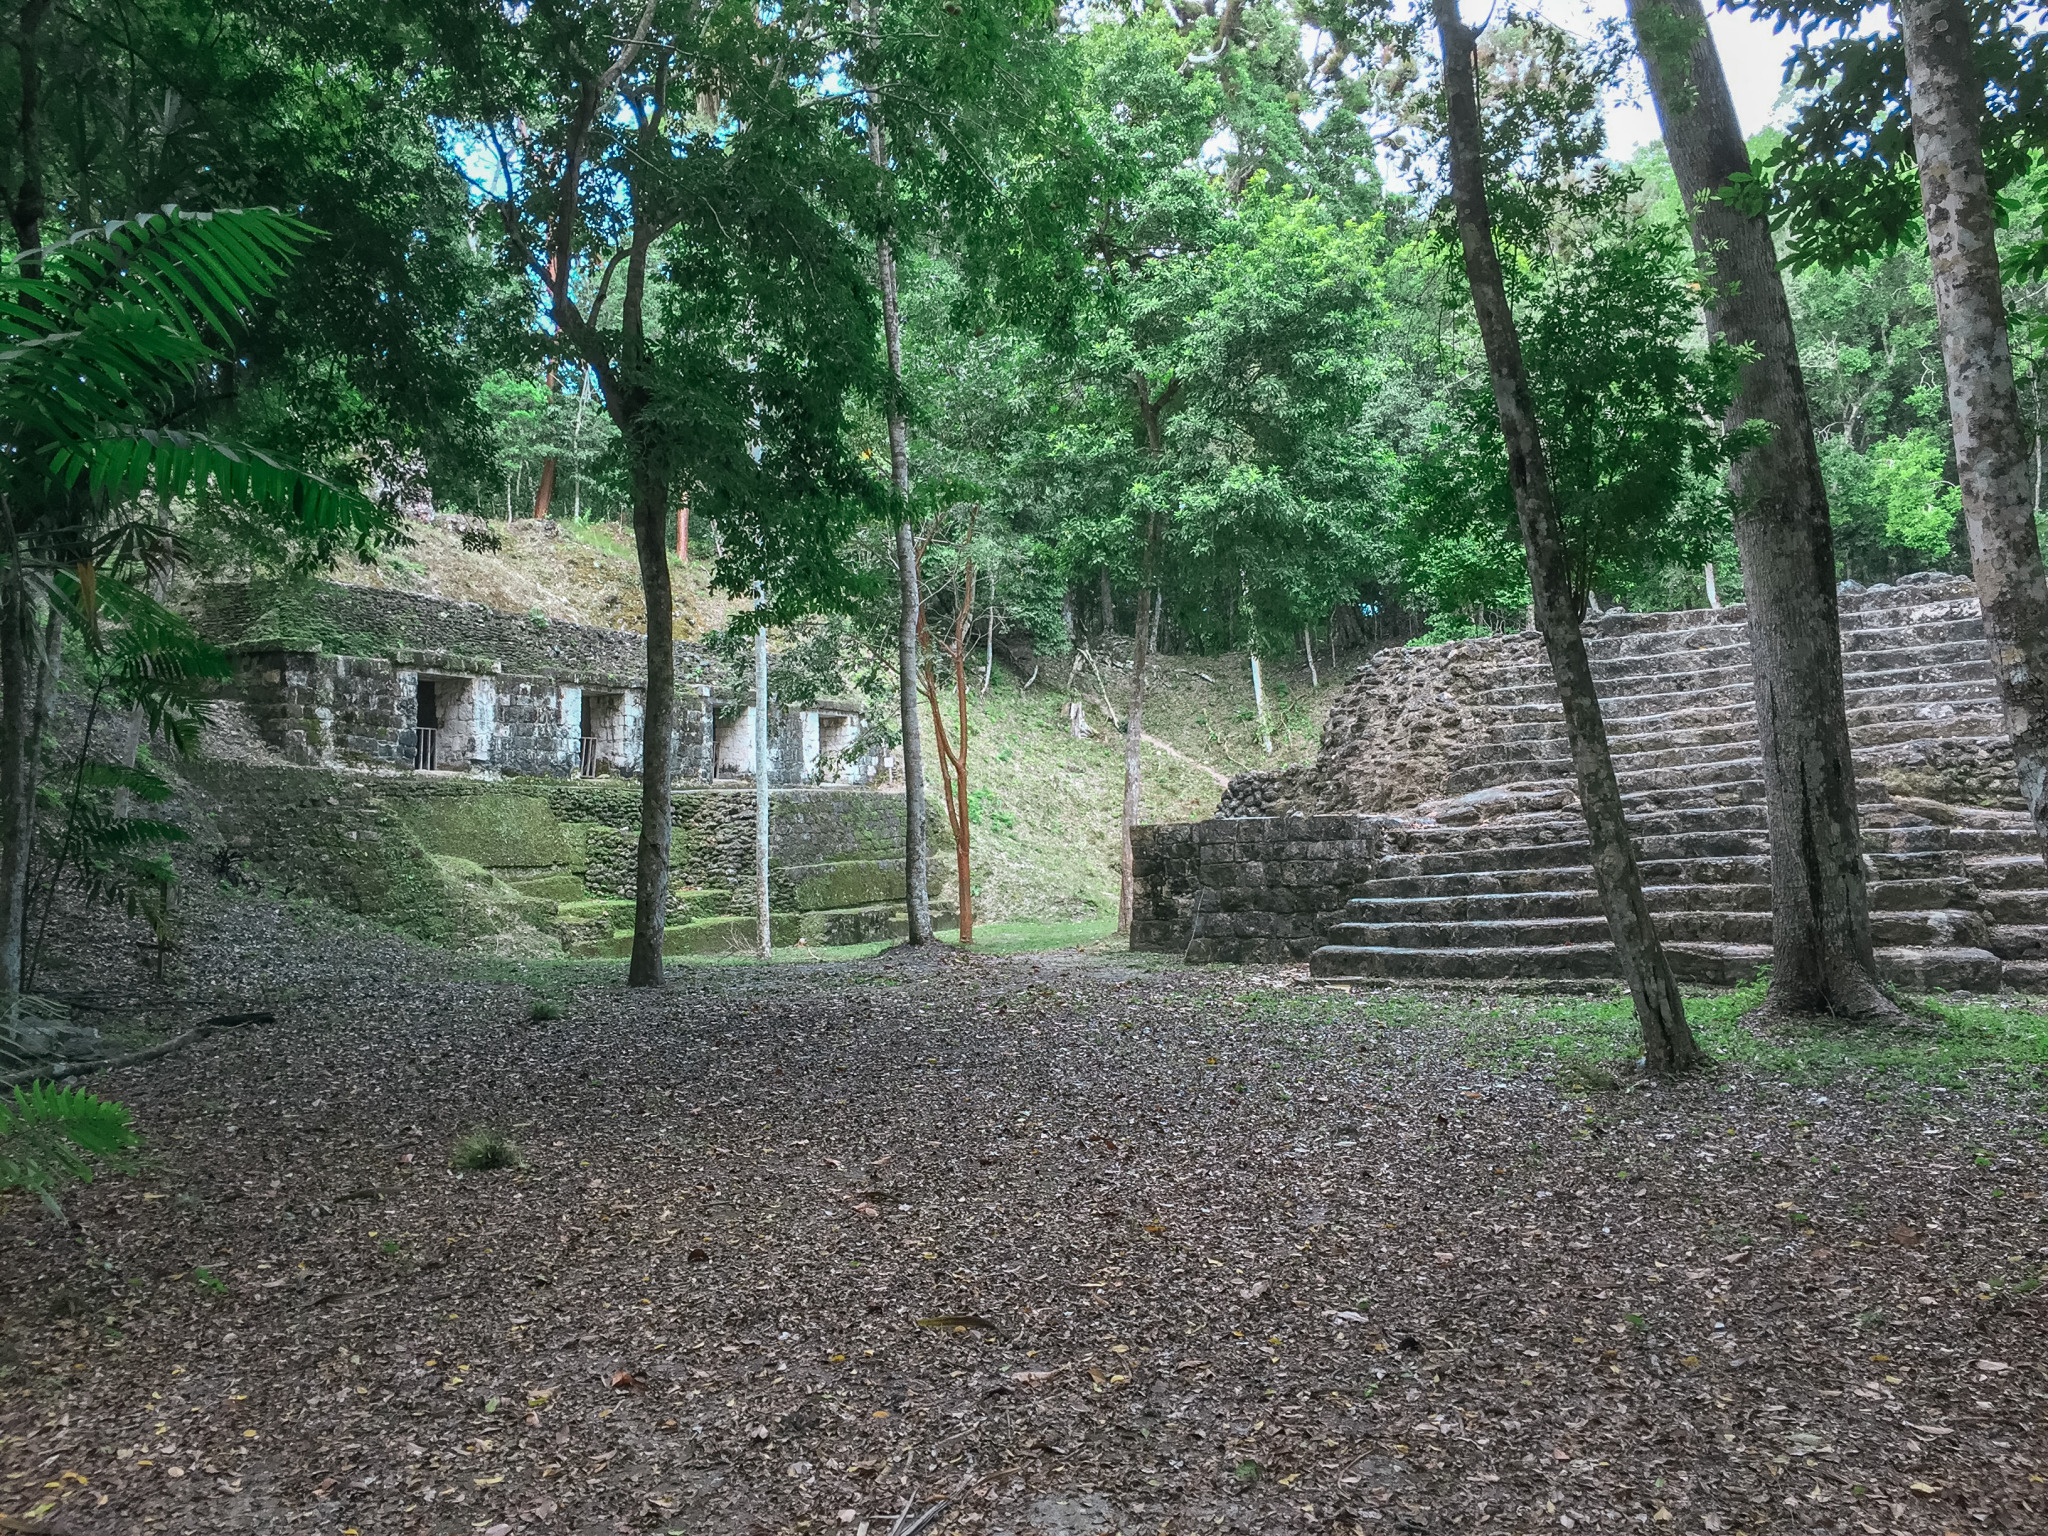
xmin=1524 ymin=974 xmax=2048 ymax=1086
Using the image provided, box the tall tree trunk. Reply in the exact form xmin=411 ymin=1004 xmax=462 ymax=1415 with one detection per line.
xmin=1438 ymin=0 xmax=1704 ymax=1073
xmin=1099 ymin=568 xmax=1115 ymax=637
xmin=10 ymin=0 xmax=47 ymax=271
xmin=1629 ymin=0 xmax=1893 ymax=1020
xmin=0 ymin=592 xmax=57 ymax=1023
xmin=868 ymin=113 xmax=932 ymax=945
xmin=532 ymin=455 xmax=557 ymax=520
xmin=1120 ymin=518 xmax=1157 ymax=935
xmin=1896 ymin=0 xmax=2048 ymax=855
xmin=0 ymin=583 xmax=33 ymax=1018
xmin=628 ymin=459 xmax=675 ymax=986
xmin=676 ymin=493 xmax=689 ymax=563
xmin=753 ymin=611 xmax=770 ymax=960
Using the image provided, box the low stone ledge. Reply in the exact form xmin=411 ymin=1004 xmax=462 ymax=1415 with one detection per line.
xmin=1129 ymin=813 xmax=1390 ymax=960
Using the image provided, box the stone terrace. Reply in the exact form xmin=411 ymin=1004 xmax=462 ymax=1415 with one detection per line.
xmin=1137 ymin=574 xmax=2048 ymax=992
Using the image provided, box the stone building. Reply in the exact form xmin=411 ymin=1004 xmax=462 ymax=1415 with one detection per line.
xmin=193 ymin=581 xmax=880 ymax=786
xmin=1131 ymin=574 xmax=2048 ymax=992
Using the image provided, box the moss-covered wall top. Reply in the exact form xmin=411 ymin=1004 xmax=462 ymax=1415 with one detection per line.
xmin=192 ymin=580 xmax=715 ymax=689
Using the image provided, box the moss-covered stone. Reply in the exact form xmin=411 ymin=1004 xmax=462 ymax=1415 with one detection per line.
xmin=401 ymin=792 xmax=581 ymax=871
xmin=511 ymin=872 xmax=589 ymax=903
xmin=783 ymin=858 xmax=904 ymax=911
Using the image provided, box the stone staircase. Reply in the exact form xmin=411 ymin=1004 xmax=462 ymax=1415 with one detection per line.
xmin=1308 ymin=576 xmax=2048 ymax=992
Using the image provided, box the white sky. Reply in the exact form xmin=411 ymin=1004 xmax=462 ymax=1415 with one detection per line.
xmin=1530 ymin=0 xmax=1825 ymax=157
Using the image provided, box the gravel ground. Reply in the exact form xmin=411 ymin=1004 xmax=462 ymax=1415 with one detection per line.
xmin=3 ymin=889 xmax=2046 ymax=1536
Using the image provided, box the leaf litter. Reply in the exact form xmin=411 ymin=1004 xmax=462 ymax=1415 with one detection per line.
xmin=1 ymin=890 xmax=2045 ymax=1535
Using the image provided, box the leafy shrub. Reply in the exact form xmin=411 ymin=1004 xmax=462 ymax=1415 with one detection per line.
xmin=458 ymin=522 xmax=504 ymax=554
xmin=528 ymin=998 xmax=564 ymax=1023
xmin=0 ymin=1082 xmax=139 ymax=1215
xmin=451 ymin=1129 xmax=522 ymax=1171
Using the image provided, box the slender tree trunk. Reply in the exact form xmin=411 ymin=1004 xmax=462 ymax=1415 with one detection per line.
xmin=1250 ymin=654 xmax=1271 ymax=756
xmin=1896 ymin=0 xmax=2048 ymax=855
xmin=0 ymin=584 xmax=33 ymax=1017
xmin=1439 ymin=0 xmax=1704 ymax=1072
xmin=982 ymin=565 xmax=996 ymax=695
xmin=532 ymin=455 xmax=557 ymax=521
xmin=753 ymin=612 xmax=770 ymax=960
xmin=628 ymin=459 xmax=675 ymax=986
xmin=1099 ymin=569 xmax=1115 ymax=637
xmin=1303 ymin=626 xmax=1319 ymax=687
xmin=918 ymin=558 xmax=974 ymax=942
xmin=676 ymin=494 xmax=689 ymax=564
xmin=10 ymin=0 xmax=47 ymax=270
xmin=1120 ymin=520 xmax=1157 ymax=936
xmin=1630 ymin=0 xmax=1893 ymax=1020
xmin=867 ymin=114 xmax=932 ymax=945
xmin=1704 ymin=562 xmax=1721 ymax=609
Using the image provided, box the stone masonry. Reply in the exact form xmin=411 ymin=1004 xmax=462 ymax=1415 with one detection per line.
xmin=1130 ymin=816 xmax=1385 ymax=962
xmin=1133 ymin=574 xmax=2048 ymax=992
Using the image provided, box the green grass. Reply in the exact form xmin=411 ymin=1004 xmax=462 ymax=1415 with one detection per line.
xmin=451 ymin=1128 xmax=524 ymax=1171
xmin=1522 ymin=975 xmax=2048 ymax=1086
xmin=944 ymin=652 xmax=1348 ymax=923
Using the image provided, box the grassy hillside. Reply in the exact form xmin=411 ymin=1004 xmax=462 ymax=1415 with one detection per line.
xmin=924 ymin=645 xmax=1358 ymax=922
xmin=341 ymin=516 xmax=746 ymax=640
xmin=345 ymin=515 xmax=1370 ymax=924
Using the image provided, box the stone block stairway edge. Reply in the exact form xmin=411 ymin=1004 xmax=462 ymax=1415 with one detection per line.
xmin=1304 ymin=575 xmax=2048 ymax=992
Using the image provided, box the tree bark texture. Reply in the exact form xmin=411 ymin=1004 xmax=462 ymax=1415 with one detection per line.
xmin=532 ymin=454 xmax=557 ymax=520
xmin=628 ymin=460 xmax=675 ymax=986
xmin=11 ymin=0 xmax=47 ymax=271
xmin=868 ymin=112 xmax=933 ymax=945
xmin=1119 ymin=390 xmax=1172 ymax=936
xmin=1896 ymin=0 xmax=2048 ymax=855
xmin=754 ymin=616 xmax=770 ymax=960
xmin=0 ymin=582 xmax=33 ymax=1015
xmin=918 ymin=553 xmax=975 ymax=943
xmin=1099 ymin=569 xmax=1116 ymax=637
xmin=1629 ymin=0 xmax=1892 ymax=1019
xmin=1438 ymin=0 xmax=1705 ymax=1072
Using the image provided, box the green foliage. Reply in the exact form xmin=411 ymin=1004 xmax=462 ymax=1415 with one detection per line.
xmin=1820 ymin=431 xmax=1966 ymax=578
xmin=1751 ymin=0 xmax=2048 ymax=271
xmin=0 ymin=207 xmax=390 ymax=572
xmin=25 ymin=579 xmax=231 ymax=983
xmin=1401 ymin=214 xmax=1744 ymax=616
xmin=1527 ymin=974 xmax=2048 ymax=1087
xmin=0 ymin=1082 xmax=139 ymax=1215
xmin=451 ymin=1129 xmax=523 ymax=1172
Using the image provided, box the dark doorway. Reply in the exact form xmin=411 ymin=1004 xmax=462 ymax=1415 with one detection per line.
xmin=415 ymin=677 xmax=439 ymax=770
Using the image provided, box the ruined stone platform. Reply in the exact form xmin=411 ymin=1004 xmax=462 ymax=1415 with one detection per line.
xmin=1132 ymin=573 xmax=2048 ymax=992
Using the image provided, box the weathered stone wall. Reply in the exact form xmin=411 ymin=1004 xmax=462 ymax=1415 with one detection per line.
xmin=183 ymin=763 xmax=935 ymax=947
xmin=202 ymin=582 xmax=864 ymax=786
xmin=194 ymin=579 xmax=709 ymax=687
xmin=1130 ymin=815 xmax=1386 ymax=963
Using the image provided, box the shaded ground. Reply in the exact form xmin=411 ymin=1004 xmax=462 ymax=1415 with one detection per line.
xmin=4 ymin=892 xmax=2047 ymax=1536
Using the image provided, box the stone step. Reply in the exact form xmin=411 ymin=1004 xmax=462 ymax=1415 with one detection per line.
xmin=2000 ymin=958 xmax=2048 ymax=991
xmin=1844 ymin=695 xmax=2005 ymax=732
xmin=1978 ymin=887 xmax=2048 ymax=923
xmin=1987 ymin=925 xmax=2048 ymax=960
xmin=1358 ymin=855 xmax=1774 ymax=900
xmin=1348 ymin=874 xmax=1972 ymax=922
xmin=1347 ymin=883 xmax=1777 ymax=924
xmin=1307 ymin=940 xmax=1770 ymax=985
xmin=1476 ymin=655 xmax=1997 ymax=716
xmin=1941 ymin=826 xmax=2042 ymax=857
xmin=1969 ymin=855 xmax=2048 ymax=891
xmin=1308 ymin=939 xmax=2001 ymax=992
xmin=1328 ymin=906 xmax=1984 ymax=952
xmin=1838 ymin=595 xmax=1981 ymax=629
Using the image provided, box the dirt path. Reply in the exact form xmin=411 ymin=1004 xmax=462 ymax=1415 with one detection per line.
xmin=2 ymin=902 xmax=2043 ymax=1536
